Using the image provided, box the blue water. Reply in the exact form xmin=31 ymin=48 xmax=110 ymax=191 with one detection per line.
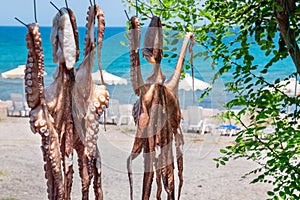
xmin=0 ymin=26 xmax=296 ymax=109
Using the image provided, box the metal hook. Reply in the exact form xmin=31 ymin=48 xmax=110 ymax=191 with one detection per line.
xmin=149 ymin=9 xmax=154 ymax=17
xmin=124 ymin=10 xmax=130 ymax=21
xmin=50 ymin=1 xmax=62 ymax=14
xmin=65 ymin=0 xmax=69 ymax=9
xmin=33 ymin=0 xmax=38 ymax=23
xmin=15 ymin=17 xmax=27 ymax=27
xmin=89 ymin=0 xmax=93 ymax=6
xmin=135 ymin=0 xmax=138 ymax=17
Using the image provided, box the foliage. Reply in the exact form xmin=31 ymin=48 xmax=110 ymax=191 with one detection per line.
xmin=123 ymin=0 xmax=300 ymax=199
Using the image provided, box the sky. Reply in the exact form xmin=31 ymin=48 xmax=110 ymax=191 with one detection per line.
xmin=0 ymin=0 xmax=127 ymax=27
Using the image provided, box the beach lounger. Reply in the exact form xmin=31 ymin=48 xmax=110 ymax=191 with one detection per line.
xmin=180 ymin=109 xmax=189 ymax=132
xmin=218 ymin=124 xmax=241 ymax=137
xmin=200 ymin=108 xmax=222 ymax=135
xmin=186 ymin=106 xmax=204 ymax=133
xmin=106 ymin=99 xmax=120 ymax=124
xmin=117 ymin=104 xmax=134 ymax=126
xmin=6 ymin=93 xmax=30 ymax=117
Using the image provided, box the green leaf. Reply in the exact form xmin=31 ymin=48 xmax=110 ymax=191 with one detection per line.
xmin=267 ymin=191 xmax=275 ymax=196
xmin=171 ymin=39 xmax=179 ymax=45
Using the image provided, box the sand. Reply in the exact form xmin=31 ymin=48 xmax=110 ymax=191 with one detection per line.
xmin=0 ymin=109 xmax=272 ymax=200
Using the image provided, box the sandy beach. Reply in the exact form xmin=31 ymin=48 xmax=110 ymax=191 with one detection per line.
xmin=0 ymin=106 xmax=272 ymax=200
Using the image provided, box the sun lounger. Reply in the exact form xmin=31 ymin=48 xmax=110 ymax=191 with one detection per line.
xmin=180 ymin=109 xmax=189 ymax=132
xmin=6 ymin=93 xmax=30 ymax=117
xmin=117 ymin=104 xmax=134 ymax=126
xmin=186 ymin=106 xmax=204 ymax=133
xmin=218 ymin=124 xmax=241 ymax=137
xmin=106 ymin=99 xmax=120 ymax=124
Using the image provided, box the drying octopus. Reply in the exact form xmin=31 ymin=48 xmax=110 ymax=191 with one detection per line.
xmin=127 ymin=15 xmax=194 ymax=200
xmin=24 ymin=4 xmax=107 ymax=200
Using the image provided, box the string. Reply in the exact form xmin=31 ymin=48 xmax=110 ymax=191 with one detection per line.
xmin=33 ymin=0 xmax=38 ymax=23
xmin=65 ymin=0 xmax=69 ymax=9
xmin=124 ymin=10 xmax=130 ymax=21
xmin=14 ymin=17 xmax=27 ymax=27
xmin=135 ymin=0 xmax=138 ymax=17
xmin=50 ymin=1 xmax=62 ymax=14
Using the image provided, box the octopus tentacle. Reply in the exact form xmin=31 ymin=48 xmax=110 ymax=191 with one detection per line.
xmin=25 ymin=23 xmax=64 ymax=200
xmin=61 ymin=80 xmax=75 ymax=200
xmin=127 ymin=137 xmax=143 ymax=200
xmin=127 ymin=126 xmax=145 ymax=200
xmin=84 ymin=84 xmax=109 ymax=158
xmin=95 ymin=5 xmax=105 ymax=84
xmin=163 ymin=87 xmax=182 ymax=200
xmin=93 ymin=149 xmax=103 ymax=200
xmin=25 ymin=24 xmax=45 ymax=109
xmin=75 ymin=137 xmax=92 ymax=200
xmin=83 ymin=6 xmax=96 ymax=57
xmin=129 ymin=16 xmax=144 ymax=96
xmin=155 ymin=157 xmax=162 ymax=200
xmin=165 ymin=33 xmax=195 ymax=96
xmin=175 ymin=130 xmax=184 ymax=200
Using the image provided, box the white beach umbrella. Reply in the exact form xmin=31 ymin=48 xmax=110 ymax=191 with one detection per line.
xmin=1 ymin=65 xmax=26 ymax=79
xmin=92 ymin=70 xmax=128 ymax=85
xmin=264 ymin=78 xmax=300 ymax=97
xmin=1 ymin=65 xmax=27 ymax=101
xmin=179 ymin=73 xmax=211 ymax=108
xmin=1 ymin=65 xmax=47 ymax=101
xmin=179 ymin=73 xmax=211 ymax=91
xmin=278 ymin=78 xmax=300 ymax=97
xmin=263 ymin=78 xmax=300 ymax=114
xmin=1 ymin=64 xmax=47 ymax=79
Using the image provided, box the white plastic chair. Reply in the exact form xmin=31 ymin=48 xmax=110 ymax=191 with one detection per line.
xmin=180 ymin=109 xmax=189 ymax=133
xmin=106 ymin=99 xmax=120 ymax=124
xmin=200 ymin=108 xmax=222 ymax=135
xmin=6 ymin=93 xmax=30 ymax=117
xmin=117 ymin=104 xmax=134 ymax=126
xmin=186 ymin=106 xmax=203 ymax=133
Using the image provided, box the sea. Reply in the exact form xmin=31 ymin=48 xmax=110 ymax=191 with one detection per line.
xmin=0 ymin=26 xmax=296 ymax=109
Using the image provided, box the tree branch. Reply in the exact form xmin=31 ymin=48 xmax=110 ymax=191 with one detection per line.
xmin=126 ymin=0 xmax=175 ymax=28
xmin=274 ymin=0 xmax=300 ymax=73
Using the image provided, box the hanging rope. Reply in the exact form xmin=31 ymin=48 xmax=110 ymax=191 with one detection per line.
xmin=50 ymin=1 xmax=62 ymax=15
xmin=135 ymin=0 xmax=138 ymax=17
xmin=33 ymin=0 xmax=38 ymax=23
xmin=124 ymin=10 xmax=130 ymax=21
xmin=65 ymin=0 xmax=69 ymax=9
xmin=14 ymin=17 xmax=27 ymax=26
